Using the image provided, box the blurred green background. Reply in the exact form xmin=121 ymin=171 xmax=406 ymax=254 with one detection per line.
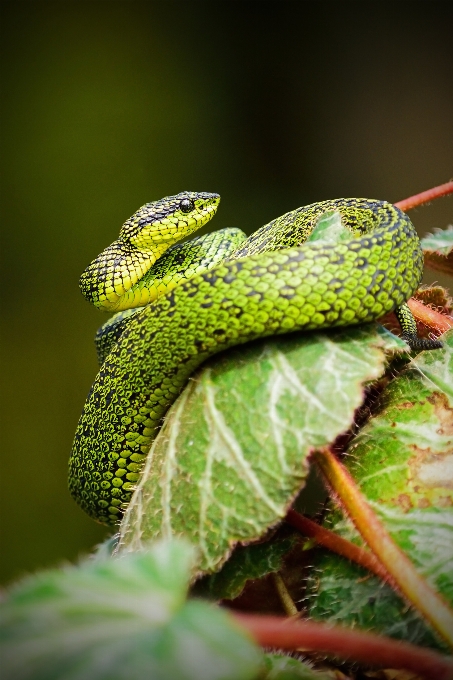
xmin=1 ymin=0 xmax=452 ymax=585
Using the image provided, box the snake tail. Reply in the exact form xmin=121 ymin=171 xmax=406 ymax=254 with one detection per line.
xmin=395 ymin=303 xmax=443 ymax=351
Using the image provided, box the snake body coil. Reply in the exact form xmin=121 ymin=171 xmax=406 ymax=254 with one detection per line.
xmin=70 ymin=192 xmax=440 ymax=524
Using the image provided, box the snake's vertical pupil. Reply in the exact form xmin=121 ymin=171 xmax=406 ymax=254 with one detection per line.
xmin=180 ymin=198 xmax=195 ymax=213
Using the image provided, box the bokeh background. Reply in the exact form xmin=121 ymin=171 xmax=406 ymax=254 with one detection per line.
xmin=1 ymin=0 xmax=452 ymax=585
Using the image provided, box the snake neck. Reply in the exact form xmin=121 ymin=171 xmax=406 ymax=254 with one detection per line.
xmin=79 ymin=239 xmax=165 ymax=312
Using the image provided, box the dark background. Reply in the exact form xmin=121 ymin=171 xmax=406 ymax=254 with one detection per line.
xmin=1 ymin=0 xmax=452 ymax=585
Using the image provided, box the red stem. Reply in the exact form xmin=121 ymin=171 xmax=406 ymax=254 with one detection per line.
xmin=395 ymin=181 xmax=453 ymax=211
xmin=313 ymin=447 xmax=453 ymax=648
xmin=233 ymin=613 xmax=453 ymax=679
xmin=408 ymin=298 xmax=453 ymax=334
xmin=262 ymin=182 xmax=453 ymax=675
xmin=285 ymin=509 xmax=392 ymax=584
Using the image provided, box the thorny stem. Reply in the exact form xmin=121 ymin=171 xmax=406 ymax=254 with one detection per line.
xmin=424 ymin=251 xmax=453 ymax=276
xmin=285 ymin=509 xmax=392 ymax=584
xmin=395 ymin=180 xmax=453 ymax=211
xmin=396 ymin=180 xmax=453 ymax=333
xmin=408 ymin=297 xmax=453 ymax=333
xmin=313 ymin=447 xmax=453 ymax=649
xmin=233 ymin=613 xmax=453 ymax=679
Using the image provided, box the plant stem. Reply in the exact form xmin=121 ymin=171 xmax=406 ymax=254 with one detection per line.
xmin=395 ymin=181 xmax=453 ymax=211
xmin=285 ymin=509 xmax=392 ymax=584
xmin=313 ymin=447 xmax=453 ymax=649
xmin=271 ymin=572 xmax=299 ymax=617
xmin=233 ymin=613 xmax=453 ymax=679
xmin=408 ymin=298 xmax=453 ymax=333
xmin=423 ymin=252 xmax=453 ymax=276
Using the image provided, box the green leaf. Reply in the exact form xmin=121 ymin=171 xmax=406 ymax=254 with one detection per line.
xmin=1 ymin=540 xmax=262 ymax=680
xmin=307 ymin=211 xmax=352 ymax=244
xmin=421 ymin=225 xmax=453 ymax=275
xmin=118 ymin=326 xmax=405 ymax=574
xmin=90 ymin=533 xmax=119 ymax=561
xmin=307 ymin=329 xmax=453 ymax=652
xmin=193 ymin=533 xmax=298 ymax=601
xmin=259 ymin=653 xmax=332 ymax=679
xmin=421 ymin=225 xmax=453 ymax=256
xmin=307 ymin=555 xmax=448 ymax=652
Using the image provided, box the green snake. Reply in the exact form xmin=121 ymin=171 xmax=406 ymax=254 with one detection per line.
xmin=70 ymin=192 xmax=441 ymax=525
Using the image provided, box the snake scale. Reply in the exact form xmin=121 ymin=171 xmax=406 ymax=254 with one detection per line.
xmin=69 ymin=192 xmax=441 ymax=525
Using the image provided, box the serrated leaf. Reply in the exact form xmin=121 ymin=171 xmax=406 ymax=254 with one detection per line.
xmin=118 ymin=326 xmax=405 ymax=574
xmin=414 ymin=286 xmax=453 ymax=317
xmin=193 ymin=533 xmax=297 ymax=601
xmin=259 ymin=653 xmax=333 ymax=679
xmin=0 ymin=540 xmax=262 ymax=680
xmin=421 ymin=225 xmax=453 ymax=255
xmin=90 ymin=534 xmax=119 ymax=561
xmin=421 ymin=226 xmax=453 ymax=275
xmin=307 ymin=330 xmax=453 ymax=652
xmin=307 ymin=555 xmax=448 ymax=652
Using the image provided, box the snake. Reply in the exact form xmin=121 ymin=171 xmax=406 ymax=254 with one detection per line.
xmin=69 ymin=192 xmax=442 ymax=525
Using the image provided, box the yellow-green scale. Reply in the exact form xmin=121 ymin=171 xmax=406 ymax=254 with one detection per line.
xmin=69 ymin=197 xmax=431 ymax=524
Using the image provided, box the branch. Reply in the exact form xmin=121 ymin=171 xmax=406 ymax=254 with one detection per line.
xmin=285 ymin=509 xmax=393 ymax=584
xmin=395 ymin=181 xmax=453 ymax=211
xmin=233 ymin=613 xmax=453 ymax=679
xmin=408 ymin=297 xmax=453 ymax=334
xmin=271 ymin=572 xmax=299 ymax=617
xmin=313 ymin=447 xmax=453 ymax=649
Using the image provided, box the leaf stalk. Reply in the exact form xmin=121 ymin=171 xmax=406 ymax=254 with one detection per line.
xmin=408 ymin=297 xmax=453 ymax=334
xmin=271 ymin=572 xmax=299 ymax=617
xmin=232 ymin=613 xmax=453 ymax=679
xmin=395 ymin=181 xmax=453 ymax=212
xmin=313 ymin=447 xmax=453 ymax=649
xmin=285 ymin=509 xmax=393 ymax=584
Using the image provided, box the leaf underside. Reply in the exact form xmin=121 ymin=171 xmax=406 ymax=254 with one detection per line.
xmin=421 ymin=225 xmax=453 ymax=275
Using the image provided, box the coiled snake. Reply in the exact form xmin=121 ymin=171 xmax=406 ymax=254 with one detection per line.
xmin=69 ymin=192 xmax=441 ymax=525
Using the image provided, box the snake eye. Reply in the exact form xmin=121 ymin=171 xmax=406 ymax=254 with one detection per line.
xmin=179 ymin=198 xmax=195 ymax=213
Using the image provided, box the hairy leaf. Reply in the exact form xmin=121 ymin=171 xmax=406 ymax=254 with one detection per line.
xmin=192 ymin=533 xmax=297 ymax=601
xmin=307 ymin=329 xmax=453 ymax=652
xmin=259 ymin=653 xmax=333 ymax=679
xmin=118 ymin=326 xmax=405 ymax=574
xmin=421 ymin=225 xmax=453 ymax=275
xmin=1 ymin=541 xmax=262 ymax=680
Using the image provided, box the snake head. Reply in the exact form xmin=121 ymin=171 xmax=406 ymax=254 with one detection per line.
xmin=119 ymin=191 xmax=220 ymax=250
xmin=80 ymin=192 xmax=220 ymax=312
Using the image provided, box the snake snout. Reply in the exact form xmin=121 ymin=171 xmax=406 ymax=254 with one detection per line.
xmin=197 ymin=191 xmax=220 ymax=200
xmin=196 ymin=191 xmax=220 ymax=208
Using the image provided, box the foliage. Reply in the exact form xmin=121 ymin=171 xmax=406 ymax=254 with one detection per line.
xmin=0 ymin=540 xmax=330 ymax=680
xmin=117 ymin=326 xmax=405 ymax=573
xmin=2 ymin=222 xmax=453 ymax=678
xmin=421 ymin=225 xmax=453 ymax=275
xmin=306 ymin=329 xmax=453 ymax=653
